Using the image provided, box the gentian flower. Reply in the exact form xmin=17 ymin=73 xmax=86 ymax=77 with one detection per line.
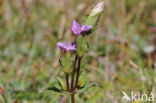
xmin=71 ymin=20 xmax=92 ymax=35
xmin=57 ymin=42 xmax=76 ymax=52
xmin=89 ymin=2 xmax=104 ymax=17
xmin=0 ymin=87 xmax=3 ymax=95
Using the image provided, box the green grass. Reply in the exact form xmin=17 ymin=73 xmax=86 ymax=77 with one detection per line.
xmin=0 ymin=0 xmax=156 ymax=103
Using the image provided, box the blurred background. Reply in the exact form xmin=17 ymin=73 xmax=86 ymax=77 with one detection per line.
xmin=0 ymin=0 xmax=156 ymax=103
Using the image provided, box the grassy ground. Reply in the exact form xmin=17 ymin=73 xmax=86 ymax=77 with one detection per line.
xmin=0 ymin=0 xmax=156 ymax=103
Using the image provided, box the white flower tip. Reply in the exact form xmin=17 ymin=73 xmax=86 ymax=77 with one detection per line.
xmin=89 ymin=2 xmax=104 ymax=17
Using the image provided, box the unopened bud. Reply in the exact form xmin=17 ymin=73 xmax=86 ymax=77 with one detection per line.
xmin=83 ymin=2 xmax=104 ymax=34
xmin=89 ymin=2 xmax=104 ymax=17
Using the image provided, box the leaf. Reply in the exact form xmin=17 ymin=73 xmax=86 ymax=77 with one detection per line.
xmin=76 ymin=81 xmax=99 ymax=93
xmin=57 ymin=77 xmax=67 ymax=91
xmin=45 ymin=80 xmax=70 ymax=94
xmin=78 ymin=71 xmax=87 ymax=87
xmin=46 ymin=81 xmax=63 ymax=93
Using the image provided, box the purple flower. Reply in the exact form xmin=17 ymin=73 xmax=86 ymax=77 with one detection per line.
xmin=71 ymin=20 xmax=92 ymax=35
xmin=57 ymin=42 xmax=76 ymax=52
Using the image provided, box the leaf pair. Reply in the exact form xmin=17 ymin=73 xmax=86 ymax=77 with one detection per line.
xmin=46 ymin=81 xmax=99 ymax=94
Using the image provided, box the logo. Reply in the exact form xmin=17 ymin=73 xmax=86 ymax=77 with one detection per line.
xmin=122 ymin=91 xmax=155 ymax=102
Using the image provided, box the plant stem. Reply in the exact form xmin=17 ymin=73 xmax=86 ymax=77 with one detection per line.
xmin=71 ymin=94 xmax=75 ymax=103
xmin=70 ymin=55 xmax=78 ymax=103
xmin=75 ymin=58 xmax=81 ymax=88
xmin=71 ymin=55 xmax=78 ymax=90
xmin=66 ymin=74 xmax=70 ymax=91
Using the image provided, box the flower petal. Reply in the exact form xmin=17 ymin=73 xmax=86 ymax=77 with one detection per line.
xmin=57 ymin=42 xmax=64 ymax=48
xmin=81 ymin=25 xmax=92 ymax=32
xmin=57 ymin=42 xmax=76 ymax=52
xmin=71 ymin=20 xmax=81 ymax=35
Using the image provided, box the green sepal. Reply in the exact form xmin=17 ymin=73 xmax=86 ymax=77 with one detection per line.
xmin=77 ymin=36 xmax=88 ymax=57
xmin=59 ymin=53 xmax=72 ymax=74
xmin=83 ymin=13 xmax=101 ymax=33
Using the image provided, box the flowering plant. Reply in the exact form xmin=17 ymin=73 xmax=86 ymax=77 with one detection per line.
xmin=46 ymin=2 xmax=104 ymax=103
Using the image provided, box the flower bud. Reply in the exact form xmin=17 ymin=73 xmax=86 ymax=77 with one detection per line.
xmin=77 ymin=36 xmax=88 ymax=58
xmin=83 ymin=2 xmax=104 ymax=34
xmin=78 ymin=72 xmax=87 ymax=87
xmin=89 ymin=2 xmax=104 ymax=17
xmin=60 ymin=53 xmax=72 ymax=74
xmin=57 ymin=77 xmax=67 ymax=91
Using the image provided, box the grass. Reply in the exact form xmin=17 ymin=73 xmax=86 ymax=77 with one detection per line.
xmin=0 ymin=0 xmax=156 ymax=103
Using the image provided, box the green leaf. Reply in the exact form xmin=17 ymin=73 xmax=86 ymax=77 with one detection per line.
xmin=77 ymin=81 xmax=99 ymax=93
xmin=45 ymin=80 xmax=70 ymax=94
xmin=46 ymin=81 xmax=63 ymax=93
xmin=78 ymin=72 xmax=87 ymax=87
xmin=57 ymin=77 xmax=67 ymax=91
